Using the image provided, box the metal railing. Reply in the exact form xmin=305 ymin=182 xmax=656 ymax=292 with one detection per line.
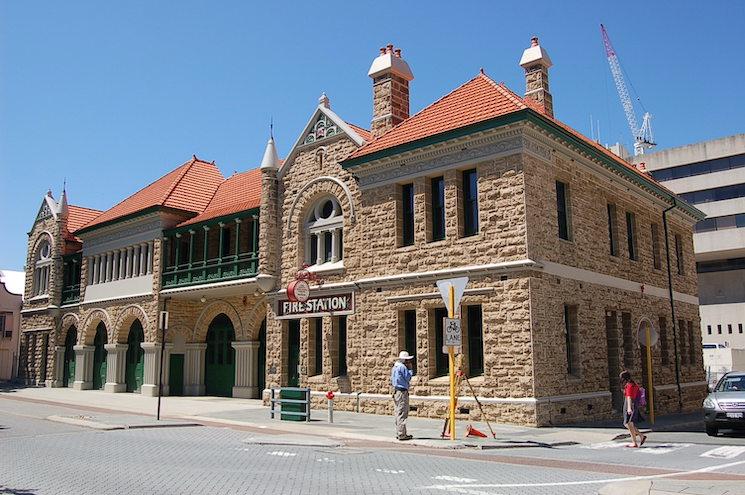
xmin=269 ymin=387 xmax=311 ymax=422
xmin=161 ymin=252 xmax=258 ymax=289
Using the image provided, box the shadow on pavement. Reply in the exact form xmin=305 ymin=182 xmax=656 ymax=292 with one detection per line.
xmin=0 ymin=486 xmax=37 ymax=495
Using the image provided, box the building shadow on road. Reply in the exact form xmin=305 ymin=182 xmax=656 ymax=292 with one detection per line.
xmin=0 ymin=486 xmax=38 ymax=495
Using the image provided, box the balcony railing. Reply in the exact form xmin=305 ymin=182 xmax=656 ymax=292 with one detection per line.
xmin=61 ymin=283 xmax=81 ymax=304
xmin=162 ymin=252 xmax=258 ymax=289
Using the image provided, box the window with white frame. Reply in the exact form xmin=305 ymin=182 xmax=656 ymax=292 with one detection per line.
xmin=33 ymin=238 xmax=52 ymax=296
xmin=305 ymin=197 xmax=343 ymax=266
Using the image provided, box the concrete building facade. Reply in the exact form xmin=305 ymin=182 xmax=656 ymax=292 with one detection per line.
xmin=18 ymin=39 xmax=707 ymax=426
xmin=632 ymin=135 xmax=745 ymax=349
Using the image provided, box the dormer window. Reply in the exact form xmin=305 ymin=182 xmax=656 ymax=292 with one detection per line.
xmin=305 ymin=197 xmax=343 ymax=266
xmin=33 ymin=238 xmax=52 ymax=296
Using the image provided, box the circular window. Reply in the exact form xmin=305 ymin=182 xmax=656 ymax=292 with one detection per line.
xmin=39 ymin=241 xmax=51 ymax=259
xmin=321 ymin=200 xmax=335 ymax=219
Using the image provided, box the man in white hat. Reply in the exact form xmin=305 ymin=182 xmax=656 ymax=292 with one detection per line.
xmin=391 ymin=350 xmax=414 ymax=441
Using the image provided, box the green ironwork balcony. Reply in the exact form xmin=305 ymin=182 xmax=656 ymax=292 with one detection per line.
xmin=61 ymin=253 xmax=82 ymax=304
xmin=61 ymin=283 xmax=80 ymax=304
xmin=161 ymin=211 xmax=260 ymax=290
xmin=162 ymin=252 xmax=258 ymax=289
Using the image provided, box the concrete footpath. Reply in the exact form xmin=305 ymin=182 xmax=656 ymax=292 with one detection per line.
xmin=0 ymin=385 xmax=634 ymax=449
xmin=599 ymin=480 xmax=745 ymax=495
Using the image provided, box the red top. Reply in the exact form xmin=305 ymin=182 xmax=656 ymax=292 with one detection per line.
xmin=624 ymin=382 xmax=639 ymax=399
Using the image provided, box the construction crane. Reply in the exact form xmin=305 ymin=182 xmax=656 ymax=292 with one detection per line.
xmin=600 ymin=24 xmax=656 ymax=156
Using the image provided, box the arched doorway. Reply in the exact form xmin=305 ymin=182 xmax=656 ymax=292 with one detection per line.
xmin=205 ymin=314 xmax=235 ymax=397
xmin=63 ymin=327 xmax=77 ymax=388
xmin=92 ymin=323 xmax=108 ymax=390
xmin=125 ymin=320 xmax=145 ymax=393
xmin=258 ymin=319 xmax=266 ymax=395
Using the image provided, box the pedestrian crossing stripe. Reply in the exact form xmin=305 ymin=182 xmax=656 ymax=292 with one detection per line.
xmin=701 ymin=446 xmax=745 ymax=459
xmin=635 ymin=443 xmax=691 ymax=455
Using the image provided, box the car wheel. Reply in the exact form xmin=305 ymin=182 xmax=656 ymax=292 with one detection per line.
xmin=705 ymin=424 xmax=718 ymax=437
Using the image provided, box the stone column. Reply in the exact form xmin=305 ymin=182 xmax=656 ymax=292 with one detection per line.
xmin=147 ymin=241 xmax=154 ymax=274
xmin=103 ymin=343 xmax=127 ymax=392
xmin=118 ymin=249 xmax=125 ymax=279
xmin=232 ymin=341 xmax=260 ymax=398
xmin=133 ymin=245 xmax=141 ymax=277
xmin=72 ymin=345 xmax=94 ymax=390
xmin=316 ymin=234 xmax=323 ymax=265
xmin=139 ymin=342 xmax=171 ymax=396
xmin=125 ymin=247 xmax=132 ymax=278
xmin=184 ymin=343 xmax=207 ymax=396
xmin=139 ymin=243 xmax=147 ymax=276
xmin=51 ymin=346 xmax=66 ymax=387
xmin=331 ymin=228 xmax=340 ymax=262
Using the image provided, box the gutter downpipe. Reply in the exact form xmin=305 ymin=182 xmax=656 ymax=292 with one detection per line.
xmin=662 ymin=199 xmax=683 ymax=412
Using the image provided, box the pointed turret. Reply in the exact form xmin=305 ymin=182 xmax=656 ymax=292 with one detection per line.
xmin=260 ymin=136 xmax=281 ymax=171
xmin=58 ymin=186 xmax=69 ymax=219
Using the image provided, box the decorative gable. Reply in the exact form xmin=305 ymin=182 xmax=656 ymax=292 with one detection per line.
xmin=36 ymin=201 xmax=53 ymax=222
xmin=303 ymin=113 xmax=340 ymax=145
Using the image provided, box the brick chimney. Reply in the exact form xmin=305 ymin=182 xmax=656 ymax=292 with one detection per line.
xmin=368 ymin=44 xmax=414 ymax=137
xmin=519 ymin=36 xmax=554 ymax=117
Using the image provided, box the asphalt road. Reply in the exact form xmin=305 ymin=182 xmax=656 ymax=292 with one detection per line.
xmin=2 ymin=397 xmax=745 ymax=495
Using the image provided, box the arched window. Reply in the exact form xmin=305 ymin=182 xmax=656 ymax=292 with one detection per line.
xmin=305 ymin=196 xmax=343 ymax=266
xmin=33 ymin=238 xmax=52 ymax=296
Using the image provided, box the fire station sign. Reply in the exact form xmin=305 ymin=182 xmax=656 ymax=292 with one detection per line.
xmin=276 ymin=292 xmax=355 ymax=319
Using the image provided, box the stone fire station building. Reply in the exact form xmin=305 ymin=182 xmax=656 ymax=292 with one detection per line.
xmin=19 ymin=38 xmax=707 ymax=425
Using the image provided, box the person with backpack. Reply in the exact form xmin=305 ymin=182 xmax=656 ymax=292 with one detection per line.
xmin=620 ymin=370 xmax=647 ymax=448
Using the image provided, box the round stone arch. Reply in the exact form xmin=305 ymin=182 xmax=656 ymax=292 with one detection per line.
xmin=31 ymin=231 xmax=55 ymax=258
xmin=242 ymin=298 xmax=267 ymax=341
xmin=81 ymin=309 xmax=112 ymax=345
xmin=193 ymin=300 xmax=243 ymax=342
xmin=113 ymin=305 xmax=150 ymax=344
xmin=286 ymin=176 xmax=356 ymax=232
xmin=58 ymin=313 xmax=80 ymax=345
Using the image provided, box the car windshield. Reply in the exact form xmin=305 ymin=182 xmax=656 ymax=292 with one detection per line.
xmin=717 ymin=376 xmax=745 ymax=392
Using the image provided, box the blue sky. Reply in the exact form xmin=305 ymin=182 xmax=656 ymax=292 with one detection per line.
xmin=1 ymin=1 xmax=743 ymax=270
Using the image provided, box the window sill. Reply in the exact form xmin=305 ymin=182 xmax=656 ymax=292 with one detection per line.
xmin=306 ymin=260 xmax=345 ymax=276
xmin=428 ymin=375 xmax=451 ymax=385
xmin=28 ymin=294 xmax=50 ymax=302
xmin=307 ymin=374 xmax=326 ymax=383
xmin=558 ymin=237 xmax=574 ymax=245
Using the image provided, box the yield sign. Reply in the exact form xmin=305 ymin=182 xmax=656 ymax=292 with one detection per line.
xmin=436 ymin=277 xmax=468 ymax=315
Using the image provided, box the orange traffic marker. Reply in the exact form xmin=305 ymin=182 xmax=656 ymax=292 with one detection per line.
xmin=466 ymin=424 xmax=487 ymax=438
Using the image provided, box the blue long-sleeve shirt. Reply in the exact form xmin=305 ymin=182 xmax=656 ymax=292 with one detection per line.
xmin=391 ymin=361 xmax=413 ymax=390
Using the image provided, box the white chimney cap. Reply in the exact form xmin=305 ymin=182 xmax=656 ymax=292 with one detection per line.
xmin=519 ymin=36 xmax=552 ymax=69
xmin=260 ymin=136 xmax=280 ymax=170
xmin=368 ymin=44 xmax=414 ymax=81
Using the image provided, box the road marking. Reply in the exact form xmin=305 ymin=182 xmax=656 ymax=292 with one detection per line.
xmin=267 ymin=451 xmax=297 ymax=457
xmin=433 ymin=475 xmax=478 ymax=483
xmin=316 ymin=457 xmax=342 ymax=464
xmin=580 ymin=441 xmax=627 ymax=450
xmin=635 ymin=443 xmax=691 ymax=455
xmin=375 ymin=468 xmax=405 ymax=474
xmin=423 ymin=457 xmax=745 ymax=490
xmin=701 ymin=446 xmax=745 ymax=459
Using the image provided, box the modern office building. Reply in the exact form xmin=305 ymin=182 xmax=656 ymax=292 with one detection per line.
xmin=632 ymin=134 xmax=745 ymax=348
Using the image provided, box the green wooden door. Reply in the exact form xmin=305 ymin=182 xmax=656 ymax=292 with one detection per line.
xmin=287 ymin=320 xmax=300 ymax=387
xmin=169 ymin=354 xmax=184 ymax=396
xmin=92 ymin=324 xmax=108 ymax=390
xmin=257 ymin=320 xmax=266 ymax=394
xmin=63 ymin=328 xmax=77 ymax=388
xmin=205 ymin=315 xmax=235 ymax=397
xmin=125 ymin=321 xmax=145 ymax=392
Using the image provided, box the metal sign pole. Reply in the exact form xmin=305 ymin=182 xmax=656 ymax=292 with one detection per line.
xmin=448 ymin=284 xmax=456 ymax=441
xmin=645 ymin=325 xmax=655 ymax=424
xmin=157 ymin=299 xmax=168 ymax=421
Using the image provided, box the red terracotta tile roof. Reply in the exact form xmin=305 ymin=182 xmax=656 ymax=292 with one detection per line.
xmin=347 ymin=72 xmax=670 ymax=194
xmin=349 ymin=73 xmax=527 ymax=159
xmin=64 ymin=205 xmax=103 ymax=242
xmin=346 ymin=122 xmax=373 ymax=142
xmin=178 ymin=168 xmax=262 ymax=227
xmin=77 ymin=157 xmax=224 ymax=233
